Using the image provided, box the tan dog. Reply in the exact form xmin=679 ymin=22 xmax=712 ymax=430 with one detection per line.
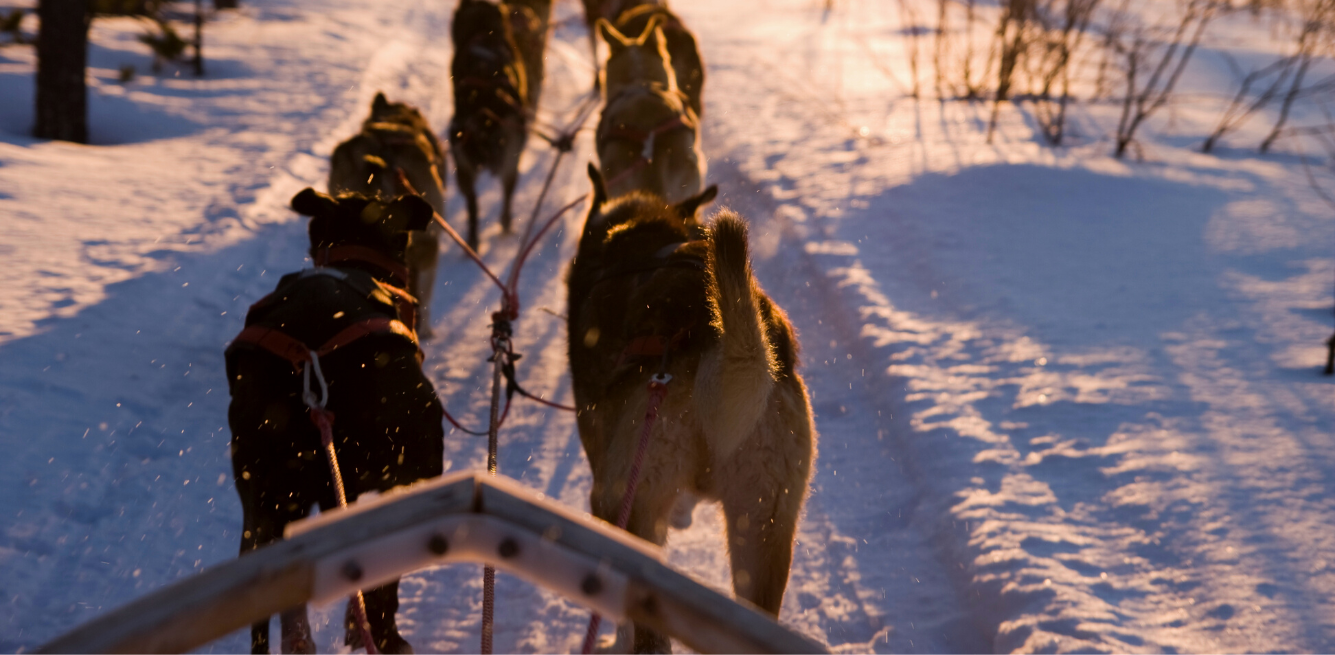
xmin=614 ymin=2 xmax=705 ymax=118
xmin=596 ymin=17 xmax=704 ymax=204
xmin=581 ymin=0 xmax=639 ymax=88
xmin=329 ymin=92 xmax=447 ymax=339
xmin=567 ymin=165 xmax=816 ymax=652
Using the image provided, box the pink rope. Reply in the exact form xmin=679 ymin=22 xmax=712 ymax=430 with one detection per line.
xmin=311 ymin=407 xmax=379 ymax=655
xmin=580 ymin=376 xmax=670 ymax=654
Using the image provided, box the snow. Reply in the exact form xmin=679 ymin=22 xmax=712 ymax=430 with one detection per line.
xmin=1 ymin=0 xmax=1333 ymax=652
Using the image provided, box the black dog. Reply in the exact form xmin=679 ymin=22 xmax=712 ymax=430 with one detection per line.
xmin=449 ymin=0 xmax=529 ymax=250
xmin=226 ymin=189 xmax=442 ymax=654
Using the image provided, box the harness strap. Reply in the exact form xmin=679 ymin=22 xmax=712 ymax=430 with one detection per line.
xmin=317 ymin=245 xmax=412 ymax=290
xmin=599 ymin=114 xmax=689 ymax=146
xmin=246 ymin=267 xmax=419 ymax=336
xmin=374 ymin=280 xmax=420 ymax=336
xmin=231 ymin=317 xmax=417 ymax=372
xmin=364 ymin=123 xmax=424 ymax=148
xmin=456 ymin=76 xmax=523 ymax=108
xmin=616 ymin=328 xmax=691 ymax=367
xmin=592 ymin=252 xmax=706 ymax=286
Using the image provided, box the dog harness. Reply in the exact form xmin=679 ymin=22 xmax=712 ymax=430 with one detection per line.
xmin=598 ymin=107 xmax=693 ymax=166
xmin=227 ymin=265 xmax=420 ymax=372
xmin=228 ymin=264 xmax=402 ymax=654
xmin=597 ymin=86 xmax=696 ymax=191
xmin=590 ymin=239 xmax=706 ymax=364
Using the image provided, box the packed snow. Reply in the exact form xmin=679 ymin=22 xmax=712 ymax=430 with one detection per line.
xmin=1 ymin=0 xmax=1332 ymax=652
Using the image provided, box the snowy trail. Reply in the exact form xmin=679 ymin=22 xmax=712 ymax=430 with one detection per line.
xmin=5 ymin=0 xmax=1335 ymax=652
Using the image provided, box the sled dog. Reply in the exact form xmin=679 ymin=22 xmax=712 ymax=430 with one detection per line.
xmin=226 ymin=189 xmax=442 ymax=654
xmin=596 ymin=17 xmax=704 ymax=203
xmin=509 ymin=0 xmax=553 ymax=114
xmin=330 ymin=92 xmax=447 ymax=339
xmin=449 ymin=0 xmax=529 ymax=250
xmin=566 ymin=165 xmax=816 ymax=652
xmin=612 ymin=2 xmax=704 ymax=118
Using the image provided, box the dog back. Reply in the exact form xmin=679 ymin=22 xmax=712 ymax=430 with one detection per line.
xmin=449 ymin=0 xmax=529 ymax=171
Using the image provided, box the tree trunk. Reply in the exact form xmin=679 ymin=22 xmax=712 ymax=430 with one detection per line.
xmin=193 ymin=0 xmax=204 ymax=77
xmin=35 ymin=0 xmax=91 ymax=143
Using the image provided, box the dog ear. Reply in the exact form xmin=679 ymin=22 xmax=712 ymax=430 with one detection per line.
xmin=583 ymin=163 xmax=609 ymax=236
xmin=381 ymin=195 xmax=435 ymax=233
xmin=673 ymin=184 xmax=718 ymax=221
xmin=597 ymin=18 xmax=628 ymax=51
xmin=372 ymin=91 xmax=388 ymax=112
xmin=291 ymin=187 xmax=339 ymax=217
xmin=587 ymin=162 xmax=607 ymax=207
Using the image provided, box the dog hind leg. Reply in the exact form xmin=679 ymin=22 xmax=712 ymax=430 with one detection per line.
xmin=345 ymin=580 xmax=412 ymax=654
xmin=599 ymin=468 xmax=679 ymax=653
xmin=453 ymin=153 xmax=481 ymax=250
xmin=279 ymin=606 xmax=315 ymax=654
xmin=720 ymin=475 xmax=801 ymax=616
xmin=500 ymin=162 xmax=519 ymax=234
xmin=249 ymin=618 xmax=270 ymax=654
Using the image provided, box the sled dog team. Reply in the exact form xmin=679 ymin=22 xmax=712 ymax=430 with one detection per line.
xmin=226 ymin=1 xmax=816 ymax=652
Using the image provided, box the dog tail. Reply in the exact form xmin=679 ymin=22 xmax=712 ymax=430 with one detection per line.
xmin=696 ymin=211 xmax=776 ymax=459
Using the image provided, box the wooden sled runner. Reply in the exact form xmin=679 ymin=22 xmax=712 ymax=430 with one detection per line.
xmin=39 ymin=470 xmax=826 ymax=654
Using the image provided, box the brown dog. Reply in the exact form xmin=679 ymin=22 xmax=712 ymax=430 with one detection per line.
xmin=567 ymin=165 xmax=816 ymax=652
xmin=596 ymin=17 xmax=704 ymax=204
xmin=508 ymin=0 xmax=553 ymax=114
xmin=227 ymin=189 xmax=443 ymax=654
xmin=330 ymin=92 xmax=447 ymax=339
xmin=613 ymin=2 xmax=704 ymax=118
xmin=449 ymin=0 xmax=529 ymax=251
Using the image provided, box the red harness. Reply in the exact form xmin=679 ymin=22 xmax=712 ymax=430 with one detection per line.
xmin=615 ymin=329 xmax=691 ymax=367
xmin=231 ymin=250 xmax=423 ymax=373
xmin=316 ymin=244 xmax=410 ymax=289
xmin=231 ymin=316 xmax=417 ymax=372
xmin=599 ymin=114 xmax=690 ymax=148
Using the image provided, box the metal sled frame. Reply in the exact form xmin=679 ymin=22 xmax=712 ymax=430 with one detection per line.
xmin=39 ymin=470 xmax=826 ymax=654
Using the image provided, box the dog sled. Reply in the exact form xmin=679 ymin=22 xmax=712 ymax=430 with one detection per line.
xmin=38 ymin=470 xmax=826 ymax=654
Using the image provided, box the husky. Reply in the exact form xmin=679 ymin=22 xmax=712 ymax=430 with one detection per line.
xmin=596 ymin=17 xmax=704 ymax=203
xmin=227 ymin=189 xmax=442 ymax=654
xmin=330 ymin=92 xmax=447 ymax=339
xmin=566 ymin=165 xmax=816 ymax=652
xmin=508 ymin=0 xmax=553 ymax=114
xmin=449 ymin=0 xmax=529 ymax=251
xmin=612 ymin=2 xmax=704 ymax=118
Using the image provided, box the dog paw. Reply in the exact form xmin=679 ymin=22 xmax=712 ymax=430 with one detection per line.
xmin=668 ymin=492 xmax=697 ymax=530
xmin=593 ymin=623 xmax=632 ymax=654
xmin=378 ymin=634 xmax=415 ymax=654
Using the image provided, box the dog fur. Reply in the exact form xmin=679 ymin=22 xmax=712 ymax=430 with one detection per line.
xmin=227 ymin=189 xmax=443 ymax=654
xmin=508 ymin=0 xmax=552 ymax=114
xmin=613 ymin=3 xmax=704 ymax=118
xmin=580 ymin=0 xmax=632 ymax=88
xmin=596 ymin=17 xmax=704 ymax=204
xmin=566 ymin=165 xmax=816 ymax=652
xmin=329 ymin=92 xmax=447 ymax=339
xmin=449 ymin=0 xmax=530 ymax=251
